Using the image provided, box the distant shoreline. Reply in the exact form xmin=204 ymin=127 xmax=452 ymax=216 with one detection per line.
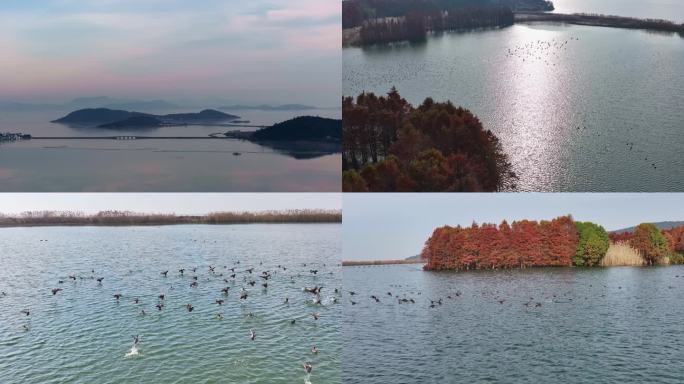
xmin=343 ymin=12 xmax=684 ymax=46
xmin=0 ymin=210 xmax=342 ymax=228
xmin=515 ymin=12 xmax=684 ymax=34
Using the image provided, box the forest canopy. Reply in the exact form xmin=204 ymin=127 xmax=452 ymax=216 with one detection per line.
xmin=421 ymin=216 xmax=579 ymax=271
xmin=343 ymin=0 xmax=553 ymax=28
xmin=342 ymin=88 xmax=515 ymax=192
xmin=422 ymin=219 xmax=684 ymax=271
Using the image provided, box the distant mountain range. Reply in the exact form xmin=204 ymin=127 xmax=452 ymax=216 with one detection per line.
xmin=0 ymin=97 xmax=179 ymax=112
xmin=611 ymin=221 xmax=684 ymax=233
xmin=52 ymin=108 xmax=239 ymax=128
xmin=0 ymin=98 xmax=334 ymax=112
xmin=218 ymin=104 xmax=323 ymax=111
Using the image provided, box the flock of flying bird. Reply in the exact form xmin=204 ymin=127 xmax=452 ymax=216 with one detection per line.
xmin=505 ymin=37 xmax=579 ymax=65
xmin=3 ymin=258 xmax=341 ymax=379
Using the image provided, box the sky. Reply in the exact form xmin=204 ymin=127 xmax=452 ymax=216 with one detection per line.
xmin=0 ymin=193 xmax=341 ymax=215
xmin=0 ymin=0 xmax=340 ymax=107
xmin=343 ymin=193 xmax=684 ymax=260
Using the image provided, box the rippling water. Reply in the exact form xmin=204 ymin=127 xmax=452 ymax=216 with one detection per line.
xmin=343 ymin=264 xmax=684 ymax=383
xmin=343 ymin=24 xmax=684 ymax=191
xmin=0 ymin=224 xmax=341 ymax=384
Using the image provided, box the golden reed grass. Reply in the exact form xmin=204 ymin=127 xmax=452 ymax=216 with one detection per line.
xmin=601 ymin=241 xmax=645 ymax=266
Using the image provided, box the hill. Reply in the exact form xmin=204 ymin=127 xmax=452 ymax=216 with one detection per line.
xmin=51 ymin=108 xmax=146 ymax=124
xmin=52 ymin=108 xmax=238 ymax=128
xmin=98 ymin=115 xmax=163 ymax=129
xmin=611 ymin=221 xmax=684 ymax=234
xmin=251 ymin=116 xmax=341 ymax=142
xmin=219 ymin=104 xmax=319 ymax=111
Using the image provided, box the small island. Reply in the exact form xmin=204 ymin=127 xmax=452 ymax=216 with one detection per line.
xmin=421 ymin=216 xmax=684 ymax=271
xmin=52 ymin=108 xmax=239 ymax=128
xmin=224 ymin=116 xmax=342 ymax=158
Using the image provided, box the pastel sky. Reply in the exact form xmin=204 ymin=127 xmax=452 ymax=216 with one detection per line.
xmin=343 ymin=193 xmax=684 ymax=260
xmin=0 ymin=193 xmax=341 ymax=214
xmin=0 ymin=0 xmax=341 ymax=106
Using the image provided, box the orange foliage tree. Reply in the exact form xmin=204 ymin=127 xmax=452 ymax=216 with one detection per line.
xmin=343 ymin=89 xmax=515 ymax=192
xmin=422 ymin=216 xmax=578 ymax=270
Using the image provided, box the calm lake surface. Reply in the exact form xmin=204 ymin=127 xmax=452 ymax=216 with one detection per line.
xmin=0 ymin=139 xmax=340 ymax=191
xmin=0 ymin=224 xmax=341 ymax=384
xmin=343 ymin=264 xmax=684 ymax=384
xmin=343 ymin=24 xmax=684 ymax=191
xmin=0 ymin=109 xmax=341 ymax=191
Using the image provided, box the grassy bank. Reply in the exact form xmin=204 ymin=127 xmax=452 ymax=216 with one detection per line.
xmin=0 ymin=210 xmax=342 ymax=227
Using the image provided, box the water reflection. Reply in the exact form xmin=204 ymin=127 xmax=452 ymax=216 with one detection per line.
xmin=343 ymin=24 xmax=684 ymax=191
xmin=0 ymin=139 xmax=341 ymax=191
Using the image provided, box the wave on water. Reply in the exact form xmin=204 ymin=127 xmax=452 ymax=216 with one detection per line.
xmin=124 ymin=345 xmax=140 ymax=358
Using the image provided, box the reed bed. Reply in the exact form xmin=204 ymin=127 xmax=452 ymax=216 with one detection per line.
xmin=0 ymin=209 xmax=341 ymax=227
xmin=601 ymin=242 xmax=645 ymax=266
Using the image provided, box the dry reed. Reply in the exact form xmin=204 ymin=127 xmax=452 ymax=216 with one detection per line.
xmin=601 ymin=242 xmax=645 ymax=266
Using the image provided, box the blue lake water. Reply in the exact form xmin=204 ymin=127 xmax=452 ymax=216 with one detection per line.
xmin=0 ymin=224 xmax=341 ymax=384
xmin=343 ymin=24 xmax=684 ymax=191
xmin=343 ymin=263 xmax=684 ymax=383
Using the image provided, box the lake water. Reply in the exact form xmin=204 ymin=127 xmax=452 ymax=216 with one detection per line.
xmin=551 ymin=0 xmax=684 ymax=23
xmin=343 ymin=24 xmax=684 ymax=191
xmin=0 ymin=224 xmax=341 ymax=384
xmin=0 ymin=139 xmax=340 ymax=191
xmin=0 ymin=108 xmax=341 ymax=191
xmin=343 ymin=263 xmax=684 ymax=383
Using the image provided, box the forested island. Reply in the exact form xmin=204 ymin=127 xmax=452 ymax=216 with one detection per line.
xmin=52 ymin=108 xmax=239 ymax=128
xmin=223 ymin=116 xmax=341 ymax=157
xmin=421 ymin=216 xmax=684 ymax=271
xmin=0 ymin=210 xmax=342 ymax=227
xmin=249 ymin=116 xmax=341 ymax=142
xmin=342 ymin=88 xmax=515 ymax=192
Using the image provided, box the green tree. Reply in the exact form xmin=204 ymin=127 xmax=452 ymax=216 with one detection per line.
xmin=574 ymin=222 xmax=609 ymax=266
xmin=630 ymin=223 xmax=670 ymax=265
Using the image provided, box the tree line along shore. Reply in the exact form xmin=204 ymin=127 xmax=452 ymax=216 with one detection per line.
xmin=342 ymin=0 xmax=684 ymax=47
xmin=421 ymin=217 xmax=684 ymax=271
xmin=0 ymin=210 xmax=342 ymax=227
